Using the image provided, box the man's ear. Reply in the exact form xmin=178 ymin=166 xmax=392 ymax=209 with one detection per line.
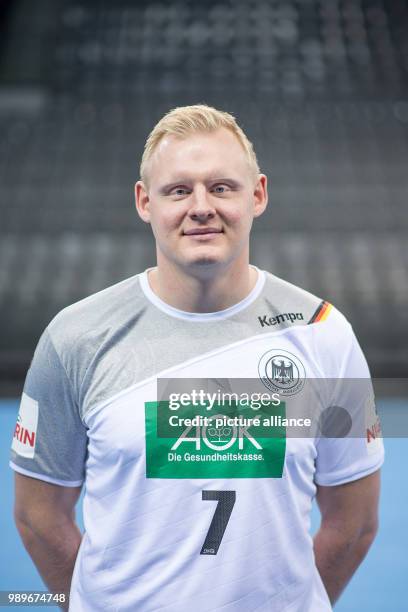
xmin=135 ymin=180 xmax=151 ymax=223
xmin=253 ymin=174 xmax=268 ymax=218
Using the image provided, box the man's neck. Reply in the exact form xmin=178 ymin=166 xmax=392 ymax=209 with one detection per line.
xmin=147 ymin=259 xmax=258 ymax=313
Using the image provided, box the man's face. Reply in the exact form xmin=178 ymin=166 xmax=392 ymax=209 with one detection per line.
xmin=135 ymin=127 xmax=267 ymax=275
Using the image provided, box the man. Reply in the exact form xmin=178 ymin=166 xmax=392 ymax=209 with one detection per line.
xmin=11 ymin=104 xmax=383 ymax=611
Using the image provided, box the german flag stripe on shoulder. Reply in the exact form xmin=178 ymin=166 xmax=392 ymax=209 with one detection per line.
xmin=308 ymin=300 xmax=333 ymax=324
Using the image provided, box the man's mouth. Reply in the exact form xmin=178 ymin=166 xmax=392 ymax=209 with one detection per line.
xmin=183 ymin=228 xmax=223 ymax=235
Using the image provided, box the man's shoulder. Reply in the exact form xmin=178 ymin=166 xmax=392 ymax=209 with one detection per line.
xmin=261 ymin=270 xmax=347 ymax=329
xmin=261 ymin=271 xmax=360 ymax=375
xmin=46 ymin=273 xmax=147 ymax=349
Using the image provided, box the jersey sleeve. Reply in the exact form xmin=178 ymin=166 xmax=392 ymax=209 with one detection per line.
xmin=314 ymin=316 xmax=384 ymax=487
xmin=10 ymin=327 xmax=88 ymax=487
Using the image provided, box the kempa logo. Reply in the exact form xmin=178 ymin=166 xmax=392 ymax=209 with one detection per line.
xmin=258 ymin=349 xmax=306 ymax=396
xmin=258 ymin=312 xmax=304 ymax=328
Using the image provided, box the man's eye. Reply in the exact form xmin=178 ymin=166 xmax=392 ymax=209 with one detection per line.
xmin=171 ymin=188 xmax=189 ymax=196
xmin=212 ymin=184 xmax=229 ymax=193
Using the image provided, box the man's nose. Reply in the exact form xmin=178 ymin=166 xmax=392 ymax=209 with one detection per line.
xmin=189 ymin=186 xmax=216 ymax=220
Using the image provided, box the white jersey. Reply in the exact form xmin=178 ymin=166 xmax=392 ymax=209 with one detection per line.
xmin=10 ymin=267 xmax=384 ymax=612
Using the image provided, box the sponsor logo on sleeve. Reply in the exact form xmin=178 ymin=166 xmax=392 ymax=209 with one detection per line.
xmin=11 ymin=393 xmax=39 ymax=458
xmin=365 ymin=394 xmax=382 ymax=455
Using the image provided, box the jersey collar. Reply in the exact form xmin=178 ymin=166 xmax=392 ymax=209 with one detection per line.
xmin=139 ymin=265 xmax=265 ymax=322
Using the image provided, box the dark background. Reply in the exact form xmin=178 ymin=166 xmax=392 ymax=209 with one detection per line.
xmin=0 ymin=0 xmax=407 ymax=394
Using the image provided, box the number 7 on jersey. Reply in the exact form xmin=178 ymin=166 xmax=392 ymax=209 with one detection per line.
xmin=200 ymin=490 xmax=236 ymax=555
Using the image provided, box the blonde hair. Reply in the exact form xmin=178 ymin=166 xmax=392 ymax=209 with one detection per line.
xmin=140 ymin=104 xmax=260 ymax=186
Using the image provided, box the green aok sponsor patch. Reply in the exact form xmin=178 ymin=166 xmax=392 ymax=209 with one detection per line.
xmin=145 ymin=400 xmax=286 ymax=478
